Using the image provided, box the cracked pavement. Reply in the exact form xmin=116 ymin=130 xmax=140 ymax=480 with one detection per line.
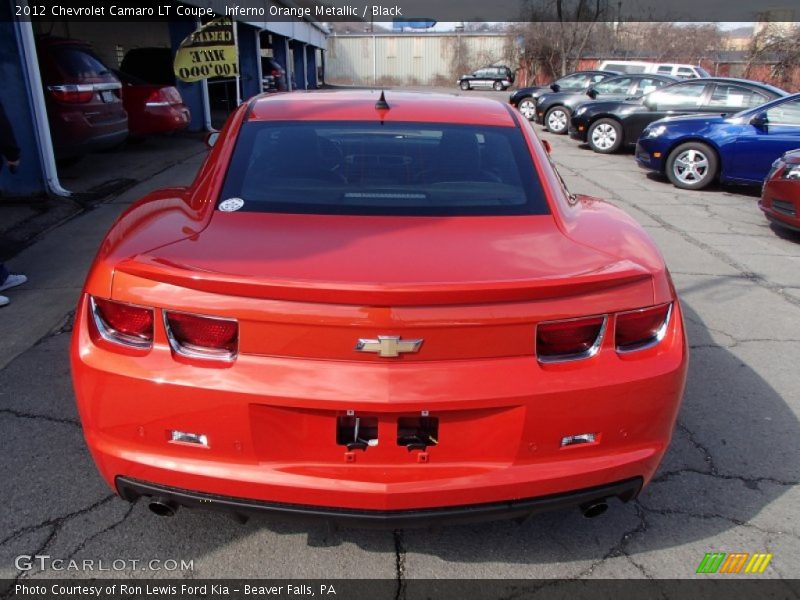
xmin=0 ymin=89 xmax=798 ymax=590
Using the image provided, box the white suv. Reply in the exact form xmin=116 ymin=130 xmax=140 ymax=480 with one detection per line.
xmin=598 ymin=61 xmax=710 ymax=79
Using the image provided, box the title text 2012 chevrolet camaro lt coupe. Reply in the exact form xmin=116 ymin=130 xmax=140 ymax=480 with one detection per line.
xmin=71 ymin=91 xmax=688 ymax=526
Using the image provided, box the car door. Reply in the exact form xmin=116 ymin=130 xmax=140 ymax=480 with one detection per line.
xmin=729 ymin=98 xmax=800 ymax=183
xmin=705 ymin=83 xmax=770 ymax=115
xmin=624 ymin=81 xmax=709 ymax=140
xmin=475 ymin=69 xmax=492 ymax=88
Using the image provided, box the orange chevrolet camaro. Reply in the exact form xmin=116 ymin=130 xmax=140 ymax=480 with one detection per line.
xmin=71 ymin=90 xmax=688 ymax=526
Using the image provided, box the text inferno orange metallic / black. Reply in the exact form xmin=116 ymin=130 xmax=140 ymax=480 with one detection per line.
xmin=71 ymin=91 xmax=688 ymax=526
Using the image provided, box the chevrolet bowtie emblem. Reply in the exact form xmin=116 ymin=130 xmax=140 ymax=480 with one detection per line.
xmin=355 ymin=335 xmax=423 ymax=358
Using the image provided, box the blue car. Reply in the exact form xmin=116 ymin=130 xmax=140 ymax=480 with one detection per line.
xmin=635 ymin=93 xmax=800 ymax=190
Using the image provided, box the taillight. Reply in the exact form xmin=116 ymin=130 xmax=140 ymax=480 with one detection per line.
xmin=164 ymin=311 xmax=238 ymax=361
xmin=536 ymin=315 xmax=606 ymax=363
xmin=615 ymin=303 xmax=672 ymax=352
xmin=90 ymin=296 xmax=154 ymax=349
xmin=48 ymin=84 xmax=94 ymax=103
xmin=144 ymin=88 xmax=172 ymax=107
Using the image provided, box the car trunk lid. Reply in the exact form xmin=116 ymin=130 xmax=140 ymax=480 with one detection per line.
xmin=115 ymin=212 xmax=652 ymax=306
xmin=111 ymin=212 xmax=655 ymax=362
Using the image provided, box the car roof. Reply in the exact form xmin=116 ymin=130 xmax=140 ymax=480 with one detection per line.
xmin=602 ymin=73 xmax=677 ymax=82
xmin=662 ymin=77 xmax=787 ymax=96
xmin=568 ymin=70 xmax=619 ymax=76
xmin=247 ymin=90 xmax=518 ymax=127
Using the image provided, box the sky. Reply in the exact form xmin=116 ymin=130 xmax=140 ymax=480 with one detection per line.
xmin=374 ymin=21 xmax=754 ymax=32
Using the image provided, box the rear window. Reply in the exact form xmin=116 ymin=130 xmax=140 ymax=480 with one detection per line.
xmin=53 ymin=47 xmax=110 ymax=78
xmin=218 ymin=121 xmax=550 ymax=217
xmin=121 ymin=49 xmax=174 ymax=85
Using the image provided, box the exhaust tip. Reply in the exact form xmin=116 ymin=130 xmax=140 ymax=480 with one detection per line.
xmin=580 ymin=501 xmax=608 ymax=519
xmin=148 ymin=497 xmax=178 ymax=517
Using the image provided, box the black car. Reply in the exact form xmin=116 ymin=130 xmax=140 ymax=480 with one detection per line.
xmin=458 ymin=65 xmax=515 ymax=91
xmin=509 ymin=70 xmax=619 ymax=120
xmin=534 ymin=74 xmax=677 ymax=134
xmin=569 ymin=77 xmax=787 ymax=154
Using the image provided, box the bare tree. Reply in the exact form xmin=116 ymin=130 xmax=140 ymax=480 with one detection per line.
xmin=622 ymin=23 xmax=722 ymax=62
xmin=512 ymin=0 xmax=610 ymax=79
xmin=744 ymin=22 xmax=800 ymax=88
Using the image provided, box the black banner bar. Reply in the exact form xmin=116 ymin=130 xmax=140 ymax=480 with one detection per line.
xmin=4 ymin=0 xmax=793 ymax=23
xmin=2 ymin=579 xmax=800 ymax=600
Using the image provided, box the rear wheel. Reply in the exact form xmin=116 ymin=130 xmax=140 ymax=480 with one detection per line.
xmin=460 ymin=80 xmax=470 ymax=91
xmin=493 ymin=80 xmax=504 ymax=91
xmin=587 ymin=118 xmax=623 ymax=154
xmin=545 ymin=106 xmax=571 ymax=134
xmin=666 ymin=142 xmax=718 ymax=190
xmin=517 ymin=97 xmax=536 ymax=120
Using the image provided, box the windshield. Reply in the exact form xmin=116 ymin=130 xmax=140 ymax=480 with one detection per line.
xmin=218 ymin=121 xmax=550 ymax=217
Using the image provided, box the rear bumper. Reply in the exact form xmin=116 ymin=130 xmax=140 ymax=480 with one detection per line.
xmin=117 ymin=476 xmax=643 ymax=527
xmin=49 ymin=108 xmax=128 ymax=158
xmin=72 ymin=292 xmax=688 ymax=515
xmin=129 ymin=104 xmax=190 ymax=136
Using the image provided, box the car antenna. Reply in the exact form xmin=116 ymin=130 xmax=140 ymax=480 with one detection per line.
xmin=375 ymin=90 xmax=390 ymax=110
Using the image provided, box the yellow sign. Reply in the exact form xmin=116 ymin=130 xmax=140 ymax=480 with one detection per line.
xmin=174 ymin=18 xmax=238 ymax=83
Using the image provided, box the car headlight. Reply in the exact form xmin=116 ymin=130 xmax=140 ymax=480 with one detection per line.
xmin=574 ymin=106 xmax=588 ymax=117
xmin=645 ymin=125 xmax=667 ymax=138
xmin=784 ymin=164 xmax=800 ymax=180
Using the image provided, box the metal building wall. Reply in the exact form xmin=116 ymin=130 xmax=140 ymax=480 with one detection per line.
xmin=326 ymin=34 xmax=511 ymax=87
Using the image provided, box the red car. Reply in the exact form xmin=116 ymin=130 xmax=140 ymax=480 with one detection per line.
xmin=760 ymin=149 xmax=800 ymax=233
xmin=71 ymin=91 xmax=688 ymax=526
xmin=36 ymin=36 xmax=128 ymax=160
xmin=115 ymin=70 xmax=190 ymax=138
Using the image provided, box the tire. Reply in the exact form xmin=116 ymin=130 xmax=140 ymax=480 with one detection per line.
xmin=587 ymin=118 xmax=623 ymax=154
xmin=666 ymin=142 xmax=718 ymax=190
xmin=493 ymin=81 xmax=504 ymax=91
xmin=460 ymin=80 xmax=470 ymax=91
xmin=517 ymin=97 xmax=536 ymax=120
xmin=545 ymin=106 xmax=571 ymax=134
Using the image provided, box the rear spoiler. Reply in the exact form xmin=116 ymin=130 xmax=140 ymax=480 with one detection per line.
xmin=115 ymin=255 xmax=653 ymax=306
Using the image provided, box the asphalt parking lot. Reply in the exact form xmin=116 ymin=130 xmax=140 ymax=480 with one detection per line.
xmin=1 ymin=87 xmax=798 ymax=586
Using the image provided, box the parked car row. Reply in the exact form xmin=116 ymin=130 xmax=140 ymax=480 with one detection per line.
xmin=511 ymin=69 xmax=800 ymax=236
xmin=534 ymin=73 xmax=678 ymax=134
xmin=36 ymin=36 xmax=191 ymax=161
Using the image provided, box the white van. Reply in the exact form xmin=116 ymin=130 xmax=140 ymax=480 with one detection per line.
xmin=598 ymin=60 xmax=710 ymax=79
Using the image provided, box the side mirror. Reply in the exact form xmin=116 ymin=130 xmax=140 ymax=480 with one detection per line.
xmin=541 ymin=139 xmax=552 ymax=154
xmin=550 ymin=83 xmax=561 ymax=92
xmin=750 ymin=113 xmax=768 ymax=128
xmin=643 ymin=96 xmax=656 ymax=109
xmin=206 ymin=131 xmax=220 ymax=148
xmin=586 ymin=87 xmax=598 ymax=99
